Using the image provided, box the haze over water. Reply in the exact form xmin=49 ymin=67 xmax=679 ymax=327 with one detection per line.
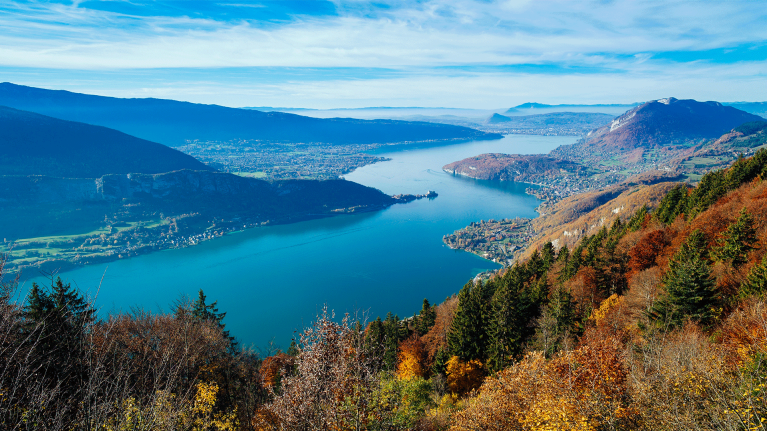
xmin=26 ymin=135 xmax=576 ymax=348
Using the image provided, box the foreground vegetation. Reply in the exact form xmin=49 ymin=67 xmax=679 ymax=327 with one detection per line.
xmin=2 ymin=149 xmax=767 ymax=430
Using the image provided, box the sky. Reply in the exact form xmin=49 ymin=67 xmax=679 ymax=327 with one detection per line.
xmin=0 ymin=0 xmax=766 ymax=108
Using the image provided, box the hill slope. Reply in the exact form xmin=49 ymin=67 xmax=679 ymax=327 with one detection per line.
xmin=0 ymin=83 xmax=499 ymax=147
xmin=0 ymin=106 xmax=212 ymax=178
xmin=577 ymin=97 xmax=762 ymax=152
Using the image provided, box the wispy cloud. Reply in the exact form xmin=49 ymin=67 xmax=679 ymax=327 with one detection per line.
xmin=0 ymin=0 xmax=764 ymax=106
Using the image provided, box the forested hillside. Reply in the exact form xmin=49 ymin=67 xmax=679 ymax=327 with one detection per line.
xmin=2 ymin=149 xmax=767 ymax=430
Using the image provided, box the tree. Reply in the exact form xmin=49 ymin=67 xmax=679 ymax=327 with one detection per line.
xmin=713 ymin=208 xmax=759 ymax=267
xmin=415 ymin=298 xmax=436 ymax=336
xmin=650 ymin=230 xmax=719 ymax=328
xmin=383 ymin=312 xmax=402 ymax=370
xmin=739 ymin=254 xmax=767 ymax=298
xmin=487 ymin=280 xmax=524 ymax=372
xmin=365 ymin=317 xmax=385 ymax=370
xmin=191 ymin=289 xmax=237 ymax=352
xmin=627 ymin=205 xmax=649 ymax=232
xmin=655 ymin=184 xmax=690 ymax=224
xmin=447 ymin=281 xmax=490 ymax=361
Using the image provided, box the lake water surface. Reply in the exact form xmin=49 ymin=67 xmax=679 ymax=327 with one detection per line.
xmin=26 ymin=135 xmax=575 ymax=347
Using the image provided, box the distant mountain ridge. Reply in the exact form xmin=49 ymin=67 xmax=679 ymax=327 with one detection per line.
xmin=0 ymin=106 xmax=212 ymax=178
xmin=484 ymin=112 xmax=615 ymax=129
xmin=0 ymin=83 xmax=500 ymax=147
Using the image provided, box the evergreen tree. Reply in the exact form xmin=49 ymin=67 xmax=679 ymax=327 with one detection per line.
xmin=447 ymin=281 xmax=490 ymax=361
xmin=532 ymin=286 xmax=576 ymax=357
xmin=191 ymin=289 xmax=237 ymax=352
xmin=415 ymin=298 xmax=436 ymax=336
xmin=486 ymin=280 xmax=524 ymax=373
xmin=23 ymin=277 xmax=96 ymax=401
xmin=365 ymin=317 xmax=385 ymax=369
xmin=713 ymin=208 xmax=758 ymax=267
xmin=382 ymin=312 xmax=401 ymax=370
xmin=655 ymin=184 xmax=689 ymax=224
xmin=557 ymin=244 xmax=570 ymax=263
xmin=541 ymin=242 xmax=556 ymax=267
xmin=627 ymin=205 xmax=649 ymax=232
xmin=650 ymin=230 xmax=719 ymax=328
xmin=739 ymin=254 xmax=767 ymax=298
xmin=432 ymin=347 xmax=450 ymax=376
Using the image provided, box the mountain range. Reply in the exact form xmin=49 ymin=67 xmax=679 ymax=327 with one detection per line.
xmin=0 ymin=83 xmax=499 ymax=147
xmin=0 ymin=106 xmax=212 ymax=178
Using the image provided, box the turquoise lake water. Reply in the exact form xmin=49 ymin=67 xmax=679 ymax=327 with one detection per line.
xmin=25 ymin=134 xmax=576 ymax=348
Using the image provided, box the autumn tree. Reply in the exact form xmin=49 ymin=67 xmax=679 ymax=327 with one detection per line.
xmin=397 ymin=335 xmax=427 ymax=379
xmin=650 ymin=230 xmax=719 ymax=328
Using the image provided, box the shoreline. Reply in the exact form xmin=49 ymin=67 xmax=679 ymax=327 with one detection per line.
xmin=7 ymin=193 xmax=437 ymax=283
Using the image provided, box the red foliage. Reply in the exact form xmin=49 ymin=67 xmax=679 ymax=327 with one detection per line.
xmin=627 ymin=229 xmax=668 ymax=276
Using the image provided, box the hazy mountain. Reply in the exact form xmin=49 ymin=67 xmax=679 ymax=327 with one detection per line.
xmin=0 ymin=83 xmax=499 ymax=147
xmin=0 ymin=106 xmax=212 ymax=178
xmin=505 ymin=103 xmax=638 ymax=116
xmin=723 ymin=102 xmax=767 ymax=118
xmin=484 ymin=112 xmax=615 ymax=129
xmin=577 ymin=98 xmax=764 ymax=152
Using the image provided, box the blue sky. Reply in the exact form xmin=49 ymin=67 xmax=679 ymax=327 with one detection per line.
xmin=0 ymin=0 xmax=766 ymax=108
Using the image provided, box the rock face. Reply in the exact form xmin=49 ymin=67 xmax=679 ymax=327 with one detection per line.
xmin=442 ymin=153 xmax=588 ymax=182
xmin=576 ymin=98 xmax=763 ymax=152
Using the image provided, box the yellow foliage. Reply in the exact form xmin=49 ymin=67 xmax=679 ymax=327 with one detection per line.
xmin=445 ymin=355 xmax=485 ymax=395
xmin=101 ymin=382 xmax=237 ymax=431
xmin=589 ymin=293 xmax=624 ymax=325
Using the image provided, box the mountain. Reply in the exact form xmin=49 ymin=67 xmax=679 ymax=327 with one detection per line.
xmin=0 ymin=83 xmax=500 ymax=147
xmin=486 ymin=113 xmax=512 ymax=124
xmin=0 ymin=106 xmax=212 ymax=178
xmin=484 ymin=112 xmax=615 ymax=130
xmin=723 ymin=102 xmax=767 ymax=118
xmin=577 ymin=98 xmax=763 ymax=152
xmin=505 ymin=102 xmax=638 ymax=115
xmin=443 ymin=153 xmax=590 ymax=182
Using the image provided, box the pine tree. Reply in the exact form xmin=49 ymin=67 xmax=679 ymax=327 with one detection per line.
xmin=382 ymin=312 xmax=401 ymax=370
xmin=432 ymin=347 xmax=450 ymax=376
xmin=447 ymin=281 xmax=489 ymax=361
xmin=415 ymin=298 xmax=436 ymax=336
xmin=627 ymin=205 xmax=649 ymax=232
xmin=23 ymin=277 xmax=96 ymax=402
xmin=365 ymin=317 xmax=385 ymax=369
xmin=192 ymin=289 xmax=237 ymax=352
xmin=655 ymin=184 xmax=690 ymax=224
xmin=713 ymin=208 xmax=758 ymax=267
xmin=739 ymin=254 xmax=767 ymax=298
xmin=487 ymin=279 xmax=524 ymax=372
xmin=650 ymin=230 xmax=719 ymax=328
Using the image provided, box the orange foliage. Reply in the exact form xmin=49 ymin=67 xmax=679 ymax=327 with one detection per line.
xmin=445 ymin=356 xmax=485 ymax=396
xmin=259 ymin=353 xmax=294 ymax=388
xmin=451 ymin=331 xmax=634 ymax=431
xmin=421 ymin=296 xmax=458 ymax=365
xmin=627 ymin=229 xmax=668 ymax=275
xmin=397 ymin=335 xmax=427 ymax=379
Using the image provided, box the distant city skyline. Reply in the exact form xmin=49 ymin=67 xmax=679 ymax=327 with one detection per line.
xmin=1 ymin=0 xmax=766 ymax=108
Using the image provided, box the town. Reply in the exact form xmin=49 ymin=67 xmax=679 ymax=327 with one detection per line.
xmin=177 ymin=139 xmax=391 ymax=179
xmin=443 ymin=217 xmax=535 ymax=266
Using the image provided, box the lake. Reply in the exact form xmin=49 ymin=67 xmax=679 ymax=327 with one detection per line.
xmin=25 ymin=134 xmax=576 ymax=348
